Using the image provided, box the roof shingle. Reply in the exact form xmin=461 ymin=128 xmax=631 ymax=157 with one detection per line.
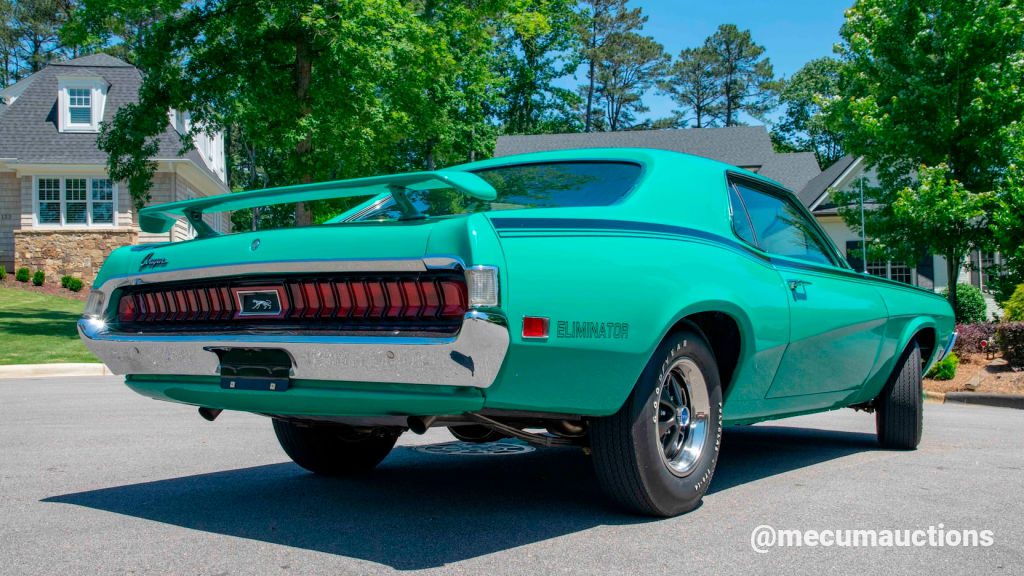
xmin=798 ymin=155 xmax=857 ymax=208
xmin=0 ymin=54 xmax=223 ymax=188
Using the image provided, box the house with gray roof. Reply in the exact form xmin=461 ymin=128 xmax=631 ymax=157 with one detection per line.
xmin=800 ymin=155 xmax=1001 ymax=313
xmin=0 ymin=53 xmax=228 ymax=282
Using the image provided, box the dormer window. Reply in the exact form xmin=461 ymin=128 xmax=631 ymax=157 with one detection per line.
xmin=58 ymin=76 xmax=108 ymax=132
xmin=68 ymin=88 xmax=92 ymax=123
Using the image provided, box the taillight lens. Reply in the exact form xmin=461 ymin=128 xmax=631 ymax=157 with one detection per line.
xmin=84 ymin=290 xmax=104 ymax=317
xmin=117 ymin=295 xmax=137 ymax=322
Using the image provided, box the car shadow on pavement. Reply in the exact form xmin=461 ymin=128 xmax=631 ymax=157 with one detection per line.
xmin=42 ymin=425 xmax=878 ymax=570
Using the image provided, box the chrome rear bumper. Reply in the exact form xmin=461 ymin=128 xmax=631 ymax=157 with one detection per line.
xmin=78 ymin=311 xmax=509 ymax=388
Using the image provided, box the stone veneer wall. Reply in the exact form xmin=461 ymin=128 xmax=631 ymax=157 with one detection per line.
xmin=14 ymin=228 xmax=138 ymax=283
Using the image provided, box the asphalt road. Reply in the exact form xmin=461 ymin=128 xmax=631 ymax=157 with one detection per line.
xmin=1 ymin=376 xmax=1022 ymax=575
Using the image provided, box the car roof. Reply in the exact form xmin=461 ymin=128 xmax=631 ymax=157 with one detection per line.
xmin=450 ymin=147 xmax=789 ymax=192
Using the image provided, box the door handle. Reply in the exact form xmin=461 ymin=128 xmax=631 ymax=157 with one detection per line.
xmin=788 ymin=279 xmax=813 ymax=291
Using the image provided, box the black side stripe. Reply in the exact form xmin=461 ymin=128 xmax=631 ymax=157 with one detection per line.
xmin=489 ymin=217 xmax=947 ymax=299
xmin=491 ymin=217 xmax=768 ymax=261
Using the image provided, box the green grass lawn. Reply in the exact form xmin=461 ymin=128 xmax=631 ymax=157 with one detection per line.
xmin=0 ymin=286 xmax=98 ymax=365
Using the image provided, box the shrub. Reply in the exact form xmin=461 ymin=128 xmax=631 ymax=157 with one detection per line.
xmin=15 ymin=267 xmax=30 ymax=282
xmin=926 ymin=352 xmax=959 ymax=380
xmin=1003 ymin=284 xmax=1024 ymax=322
xmin=31 ymin=270 xmax=45 ymax=286
xmin=66 ymin=277 xmax=84 ymax=292
xmin=60 ymin=275 xmax=73 ymax=289
xmin=953 ymin=322 xmax=997 ymax=356
xmin=941 ymin=283 xmax=987 ymax=323
xmin=0 ymin=265 xmax=5 ymax=281
xmin=997 ymin=322 xmax=1024 ymax=369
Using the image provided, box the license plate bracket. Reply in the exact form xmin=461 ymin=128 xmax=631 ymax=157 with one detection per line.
xmin=208 ymin=347 xmax=292 ymax=392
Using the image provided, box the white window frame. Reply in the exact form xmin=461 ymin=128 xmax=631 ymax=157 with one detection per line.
xmin=57 ymin=77 xmax=108 ymax=133
xmin=33 ymin=176 xmax=118 ymax=228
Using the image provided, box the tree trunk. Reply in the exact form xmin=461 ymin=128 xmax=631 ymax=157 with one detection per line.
xmin=293 ymin=36 xmax=314 ymax=227
xmin=946 ymin=252 xmax=960 ymax=318
xmin=585 ymin=58 xmax=596 ymax=132
xmin=425 ymin=139 xmax=436 ymax=172
xmin=584 ymin=17 xmax=597 ymax=132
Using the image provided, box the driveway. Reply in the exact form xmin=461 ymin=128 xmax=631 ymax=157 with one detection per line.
xmin=1 ymin=376 xmax=1021 ymax=575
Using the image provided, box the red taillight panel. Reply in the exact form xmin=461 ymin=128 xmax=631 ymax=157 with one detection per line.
xmin=438 ymin=281 xmax=467 ymax=319
xmin=118 ymin=274 xmax=467 ymax=332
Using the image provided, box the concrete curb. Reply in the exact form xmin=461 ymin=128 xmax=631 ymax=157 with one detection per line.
xmin=924 ymin=390 xmax=946 ymax=403
xmin=0 ymin=363 xmax=113 ymax=379
xmin=944 ymin=392 xmax=1024 ymax=410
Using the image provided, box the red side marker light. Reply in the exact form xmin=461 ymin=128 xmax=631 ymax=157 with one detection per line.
xmin=522 ymin=316 xmax=549 ymax=339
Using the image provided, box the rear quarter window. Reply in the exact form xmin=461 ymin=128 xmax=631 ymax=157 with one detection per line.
xmin=351 ymin=161 xmax=641 ymax=221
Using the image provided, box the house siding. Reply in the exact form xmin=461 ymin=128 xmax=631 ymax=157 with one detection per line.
xmin=0 ymin=171 xmax=20 ymax=271
xmin=9 ymin=170 xmax=230 ymax=283
xmin=2 ymin=54 xmax=228 ymax=285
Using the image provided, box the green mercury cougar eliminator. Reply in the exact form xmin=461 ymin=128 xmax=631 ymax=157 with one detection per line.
xmin=79 ymin=148 xmax=956 ymax=516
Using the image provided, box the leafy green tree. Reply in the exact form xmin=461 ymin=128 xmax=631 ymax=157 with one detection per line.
xmin=1 ymin=0 xmax=16 ymax=84
xmin=61 ymin=0 xmax=171 ymax=64
xmin=771 ymin=57 xmax=844 ymax=166
xmin=703 ymin=24 xmax=776 ymax=126
xmin=495 ymin=0 xmax=582 ymax=134
xmin=2 ymin=0 xmax=78 ymax=83
xmin=73 ymin=0 xmax=509 ymax=227
xmin=658 ymin=46 xmax=721 ymax=128
xmin=825 ymin=0 xmax=1024 ymax=311
xmin=991 ymin=126 xmax=1024 ymax=302
xmin=593 ymin=30 xmax=667 ymax=131
xmin=576 ymin=0 xmax=644 ymax=132
xmin=833 ymin=164 xmax=995 ymax=311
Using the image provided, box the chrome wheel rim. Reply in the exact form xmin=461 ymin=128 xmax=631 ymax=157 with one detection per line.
xmin=656 ymin=357 xmax=710 ymax=476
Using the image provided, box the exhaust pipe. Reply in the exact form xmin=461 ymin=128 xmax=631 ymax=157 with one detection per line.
xmin=407 ymin=415 xmax=437 ymax=435
xmin=198 ymin=407 xmax=222 ymax=422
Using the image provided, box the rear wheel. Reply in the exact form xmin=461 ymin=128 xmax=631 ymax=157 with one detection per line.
xmin=590 ymin=329 xmax=723 ymax=516
xmin=273 ymin=419 xmax=399 ymax=475
xmin=876 ymin=342 xmax=923 ymax=449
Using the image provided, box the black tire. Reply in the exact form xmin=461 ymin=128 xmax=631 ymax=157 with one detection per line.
xmin=876 ymin=341 xmax=923 ymax=450
xmin=273 ymin=419 xmax=399 ymax=476
xmin=590 ymin=328 xmax=723 ymax=517
xmin=448 ymin=425 xmax=507 ymax=443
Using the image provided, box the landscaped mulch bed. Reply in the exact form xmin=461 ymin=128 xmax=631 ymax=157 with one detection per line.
xmin=925 ymin=353 xmax=1024 ymax=395
xmin=1 ymin=277 xmax=89 ymax=301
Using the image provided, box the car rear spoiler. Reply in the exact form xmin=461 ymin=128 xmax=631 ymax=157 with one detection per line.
xmin=137 ymin=170 xmax=497 ymax=238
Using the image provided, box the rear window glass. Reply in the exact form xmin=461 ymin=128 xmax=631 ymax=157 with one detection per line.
xmin=349 ymin=162 xmax=640 ymax=221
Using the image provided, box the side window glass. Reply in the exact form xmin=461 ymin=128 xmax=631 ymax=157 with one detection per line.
xmin=727 ymin=183 xmax=756 ymax=245
xmin=733 ymin=182 xmax=834 ymax=266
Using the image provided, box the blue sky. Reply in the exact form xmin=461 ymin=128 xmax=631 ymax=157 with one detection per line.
xmin=565 ymin=0 xmax=854 ymax=124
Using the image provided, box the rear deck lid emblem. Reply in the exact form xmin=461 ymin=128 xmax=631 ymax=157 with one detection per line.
xmin=233 ymin=287 xmax=285 ymax=317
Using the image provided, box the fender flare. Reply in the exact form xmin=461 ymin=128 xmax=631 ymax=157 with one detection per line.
xmin=657 ymin=299 xmax=756 ymax=362
xmin=892 ymin=316 xmax=940 ymax=376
